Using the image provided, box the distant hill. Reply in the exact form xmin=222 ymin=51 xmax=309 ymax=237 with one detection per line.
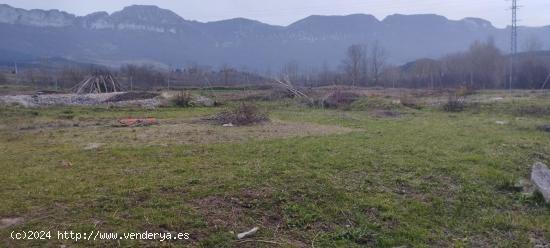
xmin=0 ymin=4 xmax=549 ymax=70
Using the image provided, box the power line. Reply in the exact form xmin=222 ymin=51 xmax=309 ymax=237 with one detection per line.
xmin=509 ymin=0 xmax=519 ymax=93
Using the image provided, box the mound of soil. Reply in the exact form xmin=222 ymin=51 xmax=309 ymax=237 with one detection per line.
xmin=323 ymin=90 xmax=361 ymax=108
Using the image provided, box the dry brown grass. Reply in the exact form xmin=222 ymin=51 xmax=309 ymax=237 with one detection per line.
xmin=26 ymin=120 xmax=353 ymax=148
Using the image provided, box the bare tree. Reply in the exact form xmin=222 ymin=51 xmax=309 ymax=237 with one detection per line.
xmin=342 ymin=44 xmax=368 ymax=86
xmin=319 ymin=61 xmax=333 ymax=86
xmin=281 ymin=60 xmax=300 ymax=83
xmin=370 ymin=41 xmax=387 ymax=85
xmin=381 ymin=66 xmax=401 ymax=88
xmin=220 ymin=64 xmax=234 ymax=85
xmin=59 ymin=67 xmax=86 ymax=89
xmin=120 ymin=64 xmax=166 ymax=89
xmin=467 ymin=38 xmax=505 ymax=89
xmin=406 ymin=58 xmax=441 ymax=89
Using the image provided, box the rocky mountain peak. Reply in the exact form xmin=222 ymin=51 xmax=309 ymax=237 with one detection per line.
xmin=110 ymin=5 xmax=185 ymax=26
xmin=0 ymin=4 xmax=75 ymax=27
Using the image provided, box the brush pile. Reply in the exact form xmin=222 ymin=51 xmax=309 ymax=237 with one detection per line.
xmin=207 ymin=103 xmax=269 ymax=126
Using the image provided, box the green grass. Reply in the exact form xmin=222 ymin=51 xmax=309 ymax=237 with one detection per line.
xmin=1 ymin=91 xmax=550 ymax=247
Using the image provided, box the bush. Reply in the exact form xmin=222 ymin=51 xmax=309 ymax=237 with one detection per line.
xmin=323 ymin=90 xmax=360 ymax=109
xmin=172 ymin=91 xmax=193 ymax=107
xmin=443 ymin=94 xmax=465 ymax=112
xmin=209 ymin=103 xmax=269 ymax=126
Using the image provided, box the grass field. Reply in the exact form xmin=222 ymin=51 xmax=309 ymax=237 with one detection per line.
xmin=1 ymin=89 xmax=550 ymax=247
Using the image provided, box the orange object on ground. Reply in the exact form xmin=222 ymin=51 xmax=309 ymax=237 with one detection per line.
xmin=118 ymin=117 xmax=158 ymax=127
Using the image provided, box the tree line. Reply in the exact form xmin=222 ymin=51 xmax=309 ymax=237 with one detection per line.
xmin=1 ymin=37 xmax=549 ymax=90
xmin=285 ymin=38 xmax=550 ymax=89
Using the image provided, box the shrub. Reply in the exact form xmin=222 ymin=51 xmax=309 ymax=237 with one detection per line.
xmin=209 ymin=103 xmax=269 ymax=126
xmin=323 ymin=90 xmax=360 ymax=109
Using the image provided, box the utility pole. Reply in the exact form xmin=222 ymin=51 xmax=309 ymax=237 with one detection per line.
xmin=14 ymin=62 xmax=19 ymax=84
xmin=509 ymin=0 xmax=519 ymax=94
xmin=167 ymin=66 xmax=172 ymax=90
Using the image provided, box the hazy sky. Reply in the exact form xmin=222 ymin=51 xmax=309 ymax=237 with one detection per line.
xmin=3 ymin=0 xmax=550 ymax=28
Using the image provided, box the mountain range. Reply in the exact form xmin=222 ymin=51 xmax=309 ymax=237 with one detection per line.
xmin=0 ymin=4 xmax=549 ymax=71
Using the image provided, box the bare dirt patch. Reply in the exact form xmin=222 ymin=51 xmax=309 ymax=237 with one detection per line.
xmin=0 ymin=217 xmax=24 ymax=229
xmin=192 ymin=189 xmax=282 ymax=230
xmin=50 ymin=120 xmax=354 ymax=147
xmin=372 ymin=110 xmax=402 ymax=118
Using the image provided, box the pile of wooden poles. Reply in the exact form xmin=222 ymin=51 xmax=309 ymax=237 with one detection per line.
xmin=274 ymin=76 xmax=310 ymax=99
xmin=72 ymin=72 xmax=122 ymax=94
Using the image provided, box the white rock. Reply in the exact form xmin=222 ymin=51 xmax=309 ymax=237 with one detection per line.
xmin=84 ymin=143 xmax=102 ymax=150
xmin=223 ymin=123 xmax=234 ymax=127
xmin=237 ymin=227 xmax=258 ymax=239
xmin=531 ymin=162 xmax=550 ymax=203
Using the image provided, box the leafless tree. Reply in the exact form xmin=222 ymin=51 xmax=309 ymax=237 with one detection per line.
xmin=370 ymin=41 xmax=387 ymax=85
xmin=467 ymin=38 xmax=505 ymax=89
xmin=281 ymin=60 xmax=300 ymax=83
xmin=381 ymin=66 xmax=401 ymax=88
xmin=411 ymin=59 xmax=440 ymax=89
xmin=220 ymin=64 xmax=234 ymax=85
xmin=342 ymin=44 xmax=368 ymax=86
xmin=120 ymin=64 xmax=166 ymax=89
xmin=319 ymin=62 xmax=333 ymax=86
xmin=59 ymin=67 xmax=86 ymax=89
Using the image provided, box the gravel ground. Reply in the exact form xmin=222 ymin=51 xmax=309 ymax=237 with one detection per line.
xmin=0 ymin=92 xmax=160 ymax=108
